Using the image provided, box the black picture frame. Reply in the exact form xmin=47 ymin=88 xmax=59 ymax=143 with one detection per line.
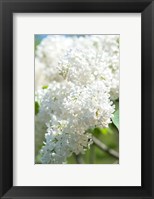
xmin=0 ymin=0 xmax=154 ymax=198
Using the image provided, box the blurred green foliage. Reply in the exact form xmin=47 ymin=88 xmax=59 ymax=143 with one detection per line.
xmin=67 ymin=123 xmax=119 ymax=164
xmin=35 ymin=101 xmax=39 ymax=115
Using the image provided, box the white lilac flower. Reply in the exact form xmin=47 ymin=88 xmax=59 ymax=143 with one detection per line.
xmin=35 ymin=35 xmax=119 ymax=164
xmin=35 ymin=35 xmax=74 ymax=89
xmin=35 ymin=35 xmax=119 ymax=100
xmin=36 ymin=80 xmax=114 ymax=164
xmin=57 ymin=46 xmax=119 ymax=100
xmin=40 ymin=119 xmax=93 ymax=164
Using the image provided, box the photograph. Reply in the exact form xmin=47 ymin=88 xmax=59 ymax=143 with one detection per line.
xmin=1 ymin=0 xmax=154 ymax=197
xmin=35 ymin=34 xmax=119 ymax=164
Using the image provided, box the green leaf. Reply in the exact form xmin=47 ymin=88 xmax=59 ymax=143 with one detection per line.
xmin=90 ymin=127 xmax=109 ymax=136
xmin=112 ymin=109 xmax=119 ymax=130
xmin=108 ymin=123 xmax=118 ymax=134
xmin=93 ymin=127 xmax=101 ymax=135
xmin=114 ymin=100 xmax=119 ymax=111
xmin=100 ymin=128 xmax=108 ymax=135
xmin=35 ymin=101 xmax=40 ymax=115
xmin=42 ymin=85 xmax=48 ymax=89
